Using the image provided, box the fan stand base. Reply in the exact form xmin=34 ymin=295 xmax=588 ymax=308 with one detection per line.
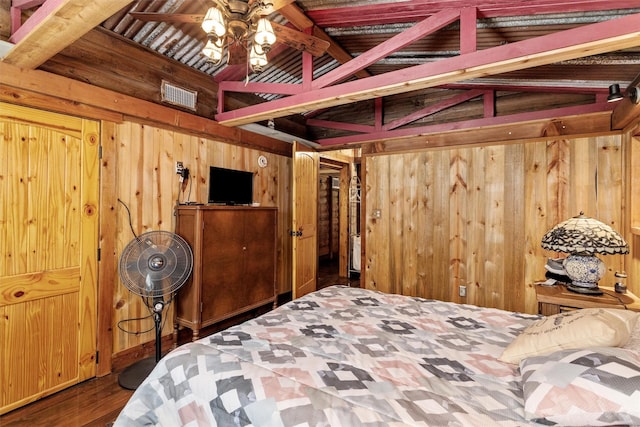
xmin=118 ymin=357 xmax=157 ymax=390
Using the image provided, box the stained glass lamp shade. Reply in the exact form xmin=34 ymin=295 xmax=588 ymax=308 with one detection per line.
xmin=541 ymin=212 xmax=628 ymax=294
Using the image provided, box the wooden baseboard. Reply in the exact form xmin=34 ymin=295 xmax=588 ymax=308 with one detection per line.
xmin=278 ymin=291 xmax=292 ymax=306
xmin=109 ymin=334 xmax=175 ymax=374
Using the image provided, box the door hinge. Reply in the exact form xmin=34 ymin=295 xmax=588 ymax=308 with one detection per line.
xmin=99 ymin=145 xmax=103 ymax=160
xmin=95 ymin=351 xmax=99 ymax=364
xmin=97 ymin=247 xmax=101 ymax=261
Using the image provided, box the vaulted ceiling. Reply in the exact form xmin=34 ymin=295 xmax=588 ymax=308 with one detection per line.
xmin=3 ymin=0 xmax=640 ymax=149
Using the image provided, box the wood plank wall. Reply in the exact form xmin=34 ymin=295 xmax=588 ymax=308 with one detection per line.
xmin=626 ymin=133 xmax=640 ymax=300
xmin=3 ymin=63 xmax=640 ymax=363
xmin=330 ymin=180 xmax=340 ymax=257
xmin=318 ymin=177 xmax=331 ymax=257
xmin=318 ymin=175 xmax=340 ymax=258
xmin=110 ymin=121 xmax=291 ymax=354
xmin=0 ymin=64 xmax=296 ymax=367
xmin=363 ymin=135 xmax=626 ymax=314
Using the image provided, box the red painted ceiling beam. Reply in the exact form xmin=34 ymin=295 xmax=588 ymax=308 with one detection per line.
xmin=306 ymin=89 xmax=486 ymax=133
xmin=460 ymin=7 xmax=477 ymax=54
xmin=215 ymin=12 xmax=640 ymax=127
xmin=316 ymin=102 xmax=614 ymax=146
xmin=305 ymin=119 xmax=376 ymax=134
xmin=219 ymin=8 xmax=472 ymax=120
xmin=213 ymin=40 xmax=290 ymax=83
xmin=215 ymin=42 xmax=292 ymax=115
xmin=218 ymin=81 xmax=303 ymax=96
xmin=306 ymin=0 xmax=640 ymax=27
xmin=213 ymin=64 xmax=248 ymax=83
xmin=313 ymin=9 xmax=461 ymax=89
xmin=307 ymin=85 xmax=604 ymax=137
xmin=9 ymin=0 xmax=65 ymax=41
xmin=10 ymin=0 xmax=45 ymax=34
xmin=484 ymin=91 xmax=495 ymax=117
xmin=383 ymin=89 xmax=486 ymax=131
xmin=12 ymin=0 xmax=45 ymax=6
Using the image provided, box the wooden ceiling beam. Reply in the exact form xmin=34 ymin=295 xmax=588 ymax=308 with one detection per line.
xmin=0 ymin=62 xmax=293 ymax=156
xmin=307 ymin=0 xmax=640 ymax=27
xmin=215 ymin=12 xmax=640 ymax=127
xmin=214 ymin=2 xmax=371 ymax=105
xmin=611 ymin=97 xmax=640 ymax=130
xmin=383 ymin=89 xmax=486 ymax=131
xmin=443 ymin=82 xmax=610 ymax=94
xmin=307 ymin=89 xmax=487 ymax=134
xmin=4 ymin=0 xmax=134 ymax=69
xmin=277 ymin=2 xmax=371 ymax=80
xmin=358 ymin=111 xmax=614 ymax=155
xmin=354 ymin=109 xmax=614 ymax=155
xmin=611 ymin=72 xmax=640 ymax=129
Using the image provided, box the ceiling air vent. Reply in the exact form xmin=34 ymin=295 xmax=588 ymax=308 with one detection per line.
xmin=161 ymin=81 xmax=197 ymax=111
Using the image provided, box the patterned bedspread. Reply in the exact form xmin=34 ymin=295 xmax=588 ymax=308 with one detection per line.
xmin=115 ymin=286 xmax=541 ymax=426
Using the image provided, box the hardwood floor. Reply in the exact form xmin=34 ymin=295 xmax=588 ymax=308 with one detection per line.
xmin=0 ymin=261 xmax=357 ymax=426
xmin=0 ymin=373 xmax=132 ymax=427
xmin=317 ymin=257 xmax=360 ymax=289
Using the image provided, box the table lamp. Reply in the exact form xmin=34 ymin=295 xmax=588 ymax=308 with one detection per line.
xmin=540 ymin=212 xmax=629 ymax=295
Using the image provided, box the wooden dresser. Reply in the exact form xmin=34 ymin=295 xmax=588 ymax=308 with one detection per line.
xmin=535 ymin=284 xmax=640 ymax=315
xmin=174 ymin=205 xmax=277 ymax=340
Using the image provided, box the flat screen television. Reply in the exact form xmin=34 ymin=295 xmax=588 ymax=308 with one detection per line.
xmin=208 ymin=166 xmax=254 ymax=205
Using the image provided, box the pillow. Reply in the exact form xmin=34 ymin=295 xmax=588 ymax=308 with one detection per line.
xmin=500 ymin=308 xmax=639 ymax=364
xmin=623 ymin=316 xmax=640 ymax=352
xmin=520 ymin=347 xmax=640 ymax=426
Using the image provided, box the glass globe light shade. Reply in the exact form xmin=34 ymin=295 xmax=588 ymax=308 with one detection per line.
xmin=249 ymin=44 xmax=268 ymax=71
xmin=202 ymin=39 xmax=223 ymax=63
xmin=202 ymin=7 xmax=226 ymax=38
xmin=254 ymin=18 xmax=276 ymax=51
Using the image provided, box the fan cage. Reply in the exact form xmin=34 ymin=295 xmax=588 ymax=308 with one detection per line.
xmin=119 ymin=230 xmax=194 ymax=298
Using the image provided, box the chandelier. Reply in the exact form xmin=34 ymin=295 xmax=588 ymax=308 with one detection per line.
xmin=201 ymin=0 xmax=277 ymax=72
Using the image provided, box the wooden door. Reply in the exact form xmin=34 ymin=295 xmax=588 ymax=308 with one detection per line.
xmin=292 ymin=142 xmax=319 ymax=299
xmin=0 ymin=103 xmax=99 ymax=414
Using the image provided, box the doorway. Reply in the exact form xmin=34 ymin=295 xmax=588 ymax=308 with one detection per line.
xmin=317 ymin=158 xmax=359 ymax=289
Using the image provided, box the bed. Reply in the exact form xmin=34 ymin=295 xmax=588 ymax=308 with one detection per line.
xmin=114 ymin=285 xmax=640 ymax=426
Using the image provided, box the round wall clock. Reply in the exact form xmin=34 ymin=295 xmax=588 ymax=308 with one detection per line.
xmin=258 ymin=155 xmax=268 ymax=168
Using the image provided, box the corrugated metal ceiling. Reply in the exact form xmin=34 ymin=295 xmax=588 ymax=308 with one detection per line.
xmin=103 ymin=2 xmax=640 ymax=88
xmin=97 ymin=1 xmax=640 ymax=143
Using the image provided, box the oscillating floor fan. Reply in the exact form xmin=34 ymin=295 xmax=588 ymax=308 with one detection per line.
xmin=117 ymin=230 xmax=193 ymax=390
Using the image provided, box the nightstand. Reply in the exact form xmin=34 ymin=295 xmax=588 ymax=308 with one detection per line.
xmin=535 ymin=284 xmax=640 ymax=315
